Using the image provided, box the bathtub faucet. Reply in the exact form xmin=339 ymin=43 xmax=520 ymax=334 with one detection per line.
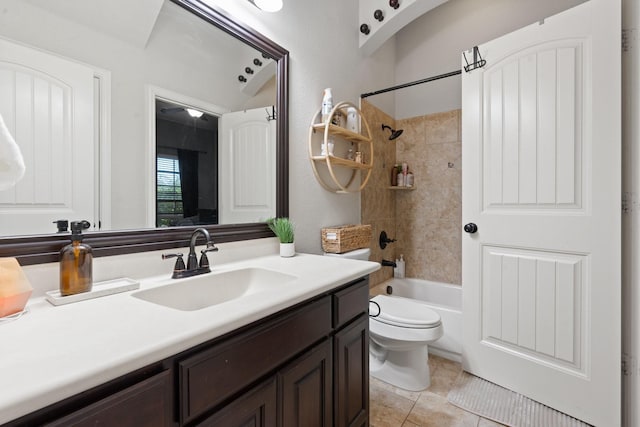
xmin=381 ymin=259 xmax=397 ymax=268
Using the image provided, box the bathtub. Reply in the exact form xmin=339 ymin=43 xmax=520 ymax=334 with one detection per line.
xmin=376 ymin=278 xmax=463 ymax=363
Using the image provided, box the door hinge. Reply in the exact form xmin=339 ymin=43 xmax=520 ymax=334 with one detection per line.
xmin=622 ymin=353 xmax=637 ymax=377
xmin=622 ymin=29 xmax=634 ymax=53
xmin=622 ymin=191 xmax=639 ymax=214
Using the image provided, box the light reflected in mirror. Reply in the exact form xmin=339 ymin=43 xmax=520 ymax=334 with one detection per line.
xmin=0 ymin=0 xmax=277 ymax=237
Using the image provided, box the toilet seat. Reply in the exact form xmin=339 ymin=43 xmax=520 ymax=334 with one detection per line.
xmin=371 ymin=295 xmax=441 ymax=329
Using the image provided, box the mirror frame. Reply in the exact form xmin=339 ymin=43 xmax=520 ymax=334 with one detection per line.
xmin=0 ymin=0 xmax=289 ymax=266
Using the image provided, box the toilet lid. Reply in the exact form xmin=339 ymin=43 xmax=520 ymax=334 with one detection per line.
xmin=371 ymin=295 xmax=441 ymax=328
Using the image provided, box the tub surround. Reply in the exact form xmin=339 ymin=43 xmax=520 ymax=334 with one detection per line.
xmin=395 ymin=109 xmax=461 ymax=285
xmin=360 ymin=102 xmax=462 ymax=288
xmin=360 ymin=100 xmax=397 ymax=287
xmin=0 ymin=243 xmax=379 ymax=424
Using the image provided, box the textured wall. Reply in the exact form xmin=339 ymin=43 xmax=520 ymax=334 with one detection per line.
xmin=360 ymin=100 xmax=397 ymax=286
xmin=395 ymin=110 xmax=461 ymax=285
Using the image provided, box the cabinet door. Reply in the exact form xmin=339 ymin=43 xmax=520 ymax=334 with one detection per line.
xmin=46 ymin=370 xmax=172 ymax=427
xmin=279 ymin=339 xmax=333 ymax=427
xmin=197 ymin=378 xmax=277 ymax=427
xmin=334 ymin=314 xmax=369 ymax=427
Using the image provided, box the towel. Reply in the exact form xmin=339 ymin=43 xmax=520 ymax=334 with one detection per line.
xmin=0 ymin=113 xmax=25 ymax=191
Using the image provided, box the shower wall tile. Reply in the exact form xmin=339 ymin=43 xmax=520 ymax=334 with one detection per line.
xmin=397 ymin=219 xmax=461 ymax=284
xmin=360 ymin=104 xmax=462 ymax=287
xmin=361 ymin=100 xmax=396 ymax=287
xmin=394 ymin=116 xmax=424 ymax=154
xmin=396 ymin=109 xmax=462 ymax=286
xmin=423 ymin=109 xmax=460 ymax=145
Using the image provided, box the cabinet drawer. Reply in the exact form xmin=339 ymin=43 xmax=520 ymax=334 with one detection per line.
xmin=179 ymin=296 xmax=332 ymax=424
xmin=332 ymin=278 xmax=369 ymax=328
xmin=46 ymin=370 xmax=172 ymax=427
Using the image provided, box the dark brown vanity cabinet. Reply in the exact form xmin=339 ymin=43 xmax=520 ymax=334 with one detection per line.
xmin=4 ymin=276 xmax=370 ymax=427
xmin=46 ymin=370 xmax=174 ymax=427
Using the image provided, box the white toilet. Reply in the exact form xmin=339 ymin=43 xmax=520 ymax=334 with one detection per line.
xmin=369 ymin=294 xmax=443 ymax=391
xmin=323 ymin=248 xmax=443 ymax=391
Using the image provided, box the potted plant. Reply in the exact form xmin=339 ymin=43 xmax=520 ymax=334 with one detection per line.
xmin=267 ymin=217 xmax=295 ymax=257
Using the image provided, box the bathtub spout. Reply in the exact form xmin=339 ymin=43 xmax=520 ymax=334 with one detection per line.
xmin=381 ymin=259 xmax=397 ymax=268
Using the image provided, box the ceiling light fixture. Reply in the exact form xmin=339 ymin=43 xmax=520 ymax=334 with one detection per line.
xmin=186 ymin=108 xmax=204 ymax=118
xmin=248 ymin=0 xmax=283 ymax=12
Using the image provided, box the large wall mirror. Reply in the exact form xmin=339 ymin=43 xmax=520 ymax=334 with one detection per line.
xmin=0 ymin=0 xmax=289 ymax=264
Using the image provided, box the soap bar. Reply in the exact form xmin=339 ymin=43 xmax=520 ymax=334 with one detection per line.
xmin=0 ymin=257 xmax=33 ymax=317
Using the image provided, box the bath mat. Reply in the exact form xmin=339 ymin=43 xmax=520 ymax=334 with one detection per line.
xmin=447 ymin=371 xmax=592 ymax=427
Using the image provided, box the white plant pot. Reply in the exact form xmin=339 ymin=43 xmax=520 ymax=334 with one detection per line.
xmin=280 ymin=242 xmax=295 ymax=257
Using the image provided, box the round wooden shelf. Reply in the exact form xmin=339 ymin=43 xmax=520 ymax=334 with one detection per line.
xmin=308 ymin=101 xmax=373 ymax=193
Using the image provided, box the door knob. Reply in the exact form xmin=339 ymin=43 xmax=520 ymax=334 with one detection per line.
xmin=464 ymin=223 xmax=478 ymax=234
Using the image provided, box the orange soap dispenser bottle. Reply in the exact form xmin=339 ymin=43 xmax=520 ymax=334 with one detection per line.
xmin=59 ymin=220 xmax=93 ymax=296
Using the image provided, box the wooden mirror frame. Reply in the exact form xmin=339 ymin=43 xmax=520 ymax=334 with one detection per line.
xmin=0 ymin=0 xmax=289 ymax=266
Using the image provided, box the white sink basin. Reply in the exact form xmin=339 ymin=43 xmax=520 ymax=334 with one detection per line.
xmin=132 ymin=268 xmax=297 ymax=311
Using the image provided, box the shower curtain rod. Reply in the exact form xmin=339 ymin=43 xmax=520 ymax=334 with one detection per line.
xmin=360 ymin=46 xmax=486 ymax=99
xmin=360 ymin=69 xmax=461 ymax=99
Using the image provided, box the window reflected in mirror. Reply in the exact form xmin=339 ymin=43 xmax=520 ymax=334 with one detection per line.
xmin=155 ymin=99 xmax=218 ymax=227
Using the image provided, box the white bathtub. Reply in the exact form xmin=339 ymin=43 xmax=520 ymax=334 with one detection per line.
xmin=378 ymin=278 xmax=463 ymax=363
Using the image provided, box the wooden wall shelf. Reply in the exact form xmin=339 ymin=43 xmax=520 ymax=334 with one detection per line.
xmin=308 ymin=101 xmax=373 ymax=193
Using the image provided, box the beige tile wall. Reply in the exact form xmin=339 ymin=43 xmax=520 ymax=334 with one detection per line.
xmin=396 ymin=110 xmax=462 ymax=285
xmin=361 ymin=103 xmax=462 ymax=288
xmin=360 ymin=100 xmax=397 ymax=286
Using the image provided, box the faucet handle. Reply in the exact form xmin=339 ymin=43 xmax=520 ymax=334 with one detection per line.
xmin=199 ymin=245 xmax=218 ymax=269
xmin=203 ymin=242 xmax=219 ymax=253
xmin=162 ymin=253 xmax=186 ymax=271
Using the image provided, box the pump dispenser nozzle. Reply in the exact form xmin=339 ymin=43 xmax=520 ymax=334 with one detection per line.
xmin=69 ymin=220 xmax=91 ymax=240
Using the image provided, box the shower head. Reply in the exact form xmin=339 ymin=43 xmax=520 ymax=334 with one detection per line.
xmin=381 ymin=124 xmax=403 ymax=140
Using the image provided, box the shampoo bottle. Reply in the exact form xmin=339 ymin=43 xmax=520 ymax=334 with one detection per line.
xmin=321 ymin=88 xmax=333 ymax=123
xmin=396 ymin=254 xmax=405 ymax=278
xmin=60 ymin=220 xmax=93 ymax=296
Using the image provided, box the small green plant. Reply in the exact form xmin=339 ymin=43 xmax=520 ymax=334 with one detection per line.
xmin=267 ymin=217 xmax=295 ymax=243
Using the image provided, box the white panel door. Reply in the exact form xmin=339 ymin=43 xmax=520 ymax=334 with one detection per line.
xmin=461 ymin=1 xmax=620 ymax=426
xmin=218 ymin=107 xmax=276 ymax=224
xmin=0 ymin=38 xmax=95 ymax=235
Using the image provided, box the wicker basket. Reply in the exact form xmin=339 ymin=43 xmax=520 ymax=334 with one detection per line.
xmin=321 ymin=224 xmax=372 ymax=254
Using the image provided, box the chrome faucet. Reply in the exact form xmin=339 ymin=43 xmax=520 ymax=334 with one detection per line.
xmin=162 ymin=227 xmax=219 ymax=279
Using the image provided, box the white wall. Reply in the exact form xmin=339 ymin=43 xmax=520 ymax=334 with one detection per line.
xmin=203 ymin=0 xmax=397 ymax=254
xmin=393 ymin=0 xmax=586 ymax=119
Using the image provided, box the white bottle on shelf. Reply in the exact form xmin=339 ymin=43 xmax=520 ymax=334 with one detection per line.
xmin=406 ymin=171 xmax=414 ymax=187
xmin=346 ymin=107 xmax=359 ymax=133
xmin=321 ymin=88 xmax=333 ymax=124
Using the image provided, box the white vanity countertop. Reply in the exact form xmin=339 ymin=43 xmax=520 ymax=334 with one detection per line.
xmin=0 ymin=253 xmax=379 ymax=424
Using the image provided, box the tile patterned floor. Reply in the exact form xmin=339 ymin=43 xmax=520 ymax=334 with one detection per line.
xmin=370 ymin=355 xmax=507 ymax=427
